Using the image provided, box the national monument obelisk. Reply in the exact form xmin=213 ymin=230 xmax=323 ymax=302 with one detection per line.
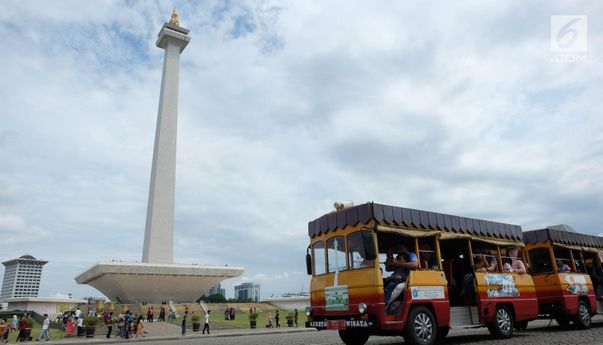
xmin=142 ymin=9 xmax=190 ymax=265
xmin=75 ymin=10 xmax=244 ymax=303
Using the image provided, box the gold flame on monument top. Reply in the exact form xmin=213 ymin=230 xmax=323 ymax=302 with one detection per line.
xmin=169 ymin=8 xmax=179 ymax=26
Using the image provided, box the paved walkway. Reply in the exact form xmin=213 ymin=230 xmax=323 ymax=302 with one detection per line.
xmin=42 ymin=325 xmax=315 ymax=345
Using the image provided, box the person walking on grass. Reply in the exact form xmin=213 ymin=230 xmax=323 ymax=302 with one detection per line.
xmin=275 ymin=310 xmax=280 ymax=328
xmin=202 ymin=310 xmax=210 ymax=334
xmin=11 ymin=316 xmax=18 ymax=335
xmin=37 ymin=313 xmax=51 ymax=341
xmin=17 ymin=315 xmax=30 ymax=342
xmin=294 ymin=309 xmax=298 ymax=327
xmin=0 ymin=319 xmax=8 ymax=344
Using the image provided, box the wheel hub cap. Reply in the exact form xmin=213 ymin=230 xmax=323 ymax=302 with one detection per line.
xmin=497 ymin=309 xmax=511 ymax=333
xmin=580 ymin=304 xmax=591 ymax=325
xmin=414 ymin=313 xmax=433 ymax=342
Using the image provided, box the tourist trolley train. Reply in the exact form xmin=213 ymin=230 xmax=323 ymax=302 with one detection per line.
xmin=305 ymin=202 xmax=539 ymax=345
xmin=523 ymin=225 xmax=603 ymax=328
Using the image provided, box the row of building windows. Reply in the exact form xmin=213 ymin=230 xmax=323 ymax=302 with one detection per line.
xmin=1 ymin=259 xmax=46 ymax=299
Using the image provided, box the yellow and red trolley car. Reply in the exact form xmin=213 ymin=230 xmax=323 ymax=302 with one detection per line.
xmin=524 ymin=225 xmax=603 ymax=329
xmin=305 ymin=202 xmax=538 ymax=345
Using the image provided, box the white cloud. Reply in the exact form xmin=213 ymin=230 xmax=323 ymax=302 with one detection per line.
xmin=0 ymin=214 xmax=25 ymax=232
xmin=0 ymin=214 xmax=50 ymax=245
xmin=0 ymin=1 xmax=601 ymax=300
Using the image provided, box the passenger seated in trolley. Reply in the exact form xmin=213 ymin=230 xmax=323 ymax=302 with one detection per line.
xmin=557 ymin=259 xmax=572 ymax=273
xmin=384 ymin=243 xmax=418 ymax=305
xmin=474 ymin=246 xmax=498 ymax=273
xmin=463 ymin=245 xmax=498 ymax=304
xmin=503 ymin=246 xmax=527 ymax=274
xmin=419 ymin=243 xmax=440 ymax=270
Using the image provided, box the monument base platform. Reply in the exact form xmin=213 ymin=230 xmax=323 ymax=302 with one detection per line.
xmin=75 ymin=261 xmax=244 ymax=303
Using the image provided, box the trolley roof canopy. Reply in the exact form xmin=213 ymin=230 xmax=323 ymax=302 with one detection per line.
xmin=523 ymin=225 xmax=603 ymax=249
xmin=308 ymin=202 xmax=523 ymax=241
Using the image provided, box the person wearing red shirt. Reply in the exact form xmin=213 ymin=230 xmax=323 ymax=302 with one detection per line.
xmin=17 ymin=315 xmax=30 ymax=341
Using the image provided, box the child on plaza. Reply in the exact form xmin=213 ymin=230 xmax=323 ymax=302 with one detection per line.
xmin=181 ymin=318 xmax=186 ymax=336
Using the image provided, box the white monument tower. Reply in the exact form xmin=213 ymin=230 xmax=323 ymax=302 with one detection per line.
xmin=142 ymin=10 xmax=190 ymax=264
xmin=75 ymin=10 xmax=244 ymax=303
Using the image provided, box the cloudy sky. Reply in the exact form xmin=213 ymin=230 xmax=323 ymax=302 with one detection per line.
xmin=0 ymin=1 xmax=602 ymax=300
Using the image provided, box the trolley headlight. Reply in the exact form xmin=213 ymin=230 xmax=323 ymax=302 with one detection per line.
xmin=305 ymin=307 xmax=312 ymax=317
xmin=358 ymin=302 xmax=368 ymax=314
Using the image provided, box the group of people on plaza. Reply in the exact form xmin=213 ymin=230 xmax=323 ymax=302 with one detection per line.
xmin=265 ymin=311 xmax=278 ymax=328
xmin=0 ymin=313 xmax=52 ymax=342
xmin=56 ymin=306 xmax=149 ymax=339
xmin=102 ymin=307 xmax=174 ymax=339
xmin=0 ymin=304 xmax=298 ymax=341
xmin=144 ymin=306 xmax=166 ymax=322
xmin=0 ymin=314 xmax=33 ymax=342
xmin=180 ymin=308 xmax=211 ymax=336
xmin=223 ymin=307 xmax=236 ymax=320
xmin=264 ymin=309 xmax=299 ymax=328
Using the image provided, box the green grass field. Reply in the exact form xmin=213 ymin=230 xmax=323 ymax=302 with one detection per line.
xmin=170 ymin=310 xmax=303 ymax=330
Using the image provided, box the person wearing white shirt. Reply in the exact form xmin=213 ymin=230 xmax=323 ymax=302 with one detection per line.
xmin=37 ymin=314 xmax=51 ymax=341
xmin=202 ymin=310 xmax=210 ymax=334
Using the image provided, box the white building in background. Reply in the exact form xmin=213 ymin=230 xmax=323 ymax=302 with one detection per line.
xmin=234 ymin=283 xmax=260 ymax=302
xmin=4 ymin=297 xmax=87 ymax=320
xmin=1 ymin=255 xmax=48 ymax=300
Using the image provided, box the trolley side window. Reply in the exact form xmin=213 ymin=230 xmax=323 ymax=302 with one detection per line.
xmin=347 ymin=231 xmax=375 ymax=269
xmin=418 ymin=237 xmax=440 ymax=270
xmin=312 ymin=241 xmax=326 ymax=275
xmin=572 ymin=250 xmax=586 ymax=273
xmin=553 ymin=248 xmax=573 ymax=273
xmin=471 ymin=242 xmax=501 ymax=273
xmin=528 ymin=247 xmax=554 ymax=274
xmin=327 ymin=236 xmax=347 ymax=273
